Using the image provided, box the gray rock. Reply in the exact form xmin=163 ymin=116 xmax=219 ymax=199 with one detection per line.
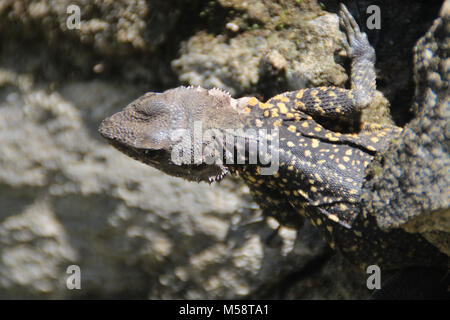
xmin=172 ymin=11 xmax=348 ymax=96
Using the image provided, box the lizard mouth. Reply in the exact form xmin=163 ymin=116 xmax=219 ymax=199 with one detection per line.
xmin=104 ymin=138 xmax=229 ymax=183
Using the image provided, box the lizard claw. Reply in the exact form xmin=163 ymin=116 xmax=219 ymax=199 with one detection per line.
xmin=339 ymin=4 xmax=375 ymax=62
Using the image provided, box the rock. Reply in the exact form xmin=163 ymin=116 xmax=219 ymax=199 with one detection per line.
xmin=172 ymin=9 xmax=348 ymax=97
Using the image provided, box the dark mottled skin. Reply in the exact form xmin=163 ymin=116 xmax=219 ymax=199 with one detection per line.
xmin=99 ymin=5 xmax=446 ymax=270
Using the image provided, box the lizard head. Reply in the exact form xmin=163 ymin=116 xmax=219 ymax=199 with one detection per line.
xmin=99 ymin=86 xmax=251 ymax=183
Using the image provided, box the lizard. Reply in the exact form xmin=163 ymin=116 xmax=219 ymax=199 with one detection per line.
xmin=99 ymin=4 xmax=446 ymax=270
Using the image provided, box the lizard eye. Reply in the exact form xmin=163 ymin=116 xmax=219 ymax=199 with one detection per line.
xmin=138 ymin=98 xmax=171 ymax=117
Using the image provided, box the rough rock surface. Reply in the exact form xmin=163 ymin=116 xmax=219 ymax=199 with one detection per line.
xmin=361 ymin=0 xmax=450 ymax=257
xmin=172 ymin=8 xmax=347 ymax=97
xmin=0 ymin=0 xmax=446 ymax=299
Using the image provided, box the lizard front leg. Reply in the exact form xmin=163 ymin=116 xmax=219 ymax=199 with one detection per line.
xmin=275 ymin=4 xmax=376 ymax=119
